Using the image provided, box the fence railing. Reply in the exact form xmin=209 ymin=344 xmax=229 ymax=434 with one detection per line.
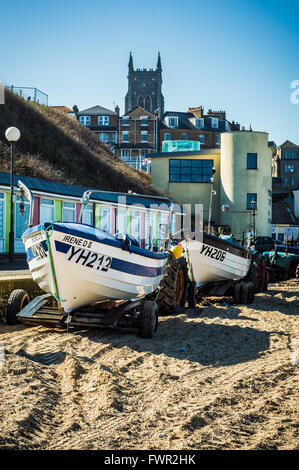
xmin=1 ymin=82 xmax=48 ymax=106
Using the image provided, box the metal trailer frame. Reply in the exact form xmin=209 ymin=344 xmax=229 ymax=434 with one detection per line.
xmin=14 ymin=294 xmax=157 ymax=336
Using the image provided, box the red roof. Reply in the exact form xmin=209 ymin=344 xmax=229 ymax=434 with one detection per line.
xmin=51 ymin=106 xmax=74 ymax=113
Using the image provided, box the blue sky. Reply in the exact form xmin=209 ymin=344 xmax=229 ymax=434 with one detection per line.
xmin=1 ymin=0 xmax=298 ymax=145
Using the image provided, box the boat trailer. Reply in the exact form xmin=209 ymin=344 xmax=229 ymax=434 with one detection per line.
xmin=6 ymin=291 xmax=159 ymax=339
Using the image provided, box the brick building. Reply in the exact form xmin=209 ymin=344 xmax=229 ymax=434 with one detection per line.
xmin=159 ymin=107 xmax=236 ymax=150
xmin=117 ymin=106 xmax=159 ymax=171
xmin=76 ymin=105 xmax=119 ymax=150
xmin=272 ymin=140 xmax=299 ymax=189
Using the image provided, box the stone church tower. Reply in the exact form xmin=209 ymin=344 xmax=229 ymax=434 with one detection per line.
xmin=125 ymin=52 xmax=164 ymax=118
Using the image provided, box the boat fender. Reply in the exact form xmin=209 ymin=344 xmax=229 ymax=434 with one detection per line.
xmin=170 ymin=244 xmax=183 ymax=259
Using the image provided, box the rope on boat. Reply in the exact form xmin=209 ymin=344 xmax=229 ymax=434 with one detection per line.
xmin=44 ymin=225 xmax=66 ymax=303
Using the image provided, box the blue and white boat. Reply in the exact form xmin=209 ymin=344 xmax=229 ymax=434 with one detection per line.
xmin=23 ymin=222 xmax=168 ymax=313
xmin=19 ymin=182 xmax=169 ymax=314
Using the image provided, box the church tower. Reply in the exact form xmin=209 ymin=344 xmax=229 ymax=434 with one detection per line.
xmin=125 ymin=52 xmax=164 ymax=118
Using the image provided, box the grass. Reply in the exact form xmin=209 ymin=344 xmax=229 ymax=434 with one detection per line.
xmin=0 ymin=90 xmax=156 ymax=195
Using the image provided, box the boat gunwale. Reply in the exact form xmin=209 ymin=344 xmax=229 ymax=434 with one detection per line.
xmin=23 ymin=222 xmax=168 ymax=261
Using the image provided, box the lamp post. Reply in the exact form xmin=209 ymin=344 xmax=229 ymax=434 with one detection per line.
xmin=207 ymin=167 xmax=216 ymax=234
xmin=251 ymin=199 xmax=257 ymax=240
xmin=5 ymin=126 xmax=21 ymax=262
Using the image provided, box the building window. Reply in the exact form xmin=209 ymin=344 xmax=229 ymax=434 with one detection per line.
xmin=98 ymin=115 xmax=109 ymax=126
xmin=101 ymin=206 xmax=111 ymax=232
xmin=15 ymin=196 xmax=29 ymax=239
xmin=140 ymin=116 xmax=148 ymax=126
xmin=195 ymin=118 xmax=204 ymax=129
xmin=211 ymin=118 xmax=218 ymax=128
xmin=216 ymin=134 xmax=220 ymax=145
xmin=141 ymin=131 xmax=148 ymax=143
xmin=284 ymin=151 xmax=294 ymax=159
xmin=40 ymin=198 xmax=55 ymax=224
xmin=169 ymin=159 xmax=214 ymax=183
xmin=99 ymin=132 xmax=108 ymax=143
xmin=199 ymin=135 xmax=205 ymax=144
xmin=62 ymin=201 xmax=76 ymax=222
xmin=164 ymin=133 xmax=171 ymax=141
xmin=167 ymin=116 xmax=178 ymax=128
xmin=247 ymin=193 xmax=257 ymax=210
xmin=182 ymin=133 xmax=188 ymax=141
xmin=82 ymin=204 xmax=93 ymax=225
xmin=79 ymin=116 xmax=90 ymax=126
xmin=121 ymin=149 xmax=130 ymax=158
xmin=247 ymin=153 xmax=257 ymax=169
xmin=122 ymin=131 xmax=129 ymax=142
xmin=122 ymin=116 xmax=130 ymax=126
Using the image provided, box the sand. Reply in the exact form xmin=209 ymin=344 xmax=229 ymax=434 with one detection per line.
xmin=0 ymin=279 xmax=298 ymax=450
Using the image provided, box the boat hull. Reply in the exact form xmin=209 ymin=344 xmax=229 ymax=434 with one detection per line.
xmin=23 ymin=223 xmax=168 ymax=312
xmin=182 ymin=234 xmax=251 ymax=285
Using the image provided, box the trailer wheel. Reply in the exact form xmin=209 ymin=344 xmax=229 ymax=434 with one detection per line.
xmin=138 ymin=301 xmax=158 ymax=338
xmin=6 ymin=289 xmax=29 ymax=325
xmin=187 ymin=281 xmax=197 ymax=308
xmin=157 ymin=256 xmax=188 ymax=315
xmin=233 ymin=283 xmax=242 ymax=304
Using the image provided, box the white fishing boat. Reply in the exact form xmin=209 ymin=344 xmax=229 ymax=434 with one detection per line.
xmin=19 ymin=182 xmax=169 ymax=314
xmin=181 ymin=233 xmax=252 ymax=287
xmin=23 ymin=222 xmax=168 ymax=313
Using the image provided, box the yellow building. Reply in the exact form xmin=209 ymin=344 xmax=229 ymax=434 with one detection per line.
xmin=150 ymin=131 xmax=272 ymax=239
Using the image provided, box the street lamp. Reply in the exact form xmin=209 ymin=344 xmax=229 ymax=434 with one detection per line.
xmin=207 ymin=167 xmax=216 ymax=234
xmin=250 ymin=199 xmax=257 ymax=240
xmin=5 ymin=127 xmax=21 ymax=262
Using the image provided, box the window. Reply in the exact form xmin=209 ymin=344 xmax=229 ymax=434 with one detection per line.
xmin=101 ymin=206 xmax=110 ymax=232
xmin=110 ymin=132 xmax=116 ymax=143
xmin=182 ymin=133 xmax=188 ymax=141
xmin=116 ymin=209 xmax=126 ymax=235
xmin=140 ymin=116 xmax=148 ymax=126
xmin=247 ymin=193 xmax=257 ymax=210
xmin=98 ymin=115 xmax=109 ymax=126
xmin=40 ymin=198 xmax=55 ymax=224
xmin=80 ymin=116 xmax=90 ymax=126
xmin=130 ymin=211 xmax=141 ymax=243
xmin=99 ymin=132 xmax=108 ymax=143
xmin=284 ymin=151 xmax=294 ymax=159
xmin=292 ymin=178 xmax=294 ymax=186
xmin=216 ymin=134 xmax=220 ymax=145
xmin=211 ymin=118 xmax=218 ymax=129
xmin=122 ymin=116 xmax=130 ymax=126
xmin=225 ymin=121 xmax=231 ymax=131
xmin=82 ymin=204 xmax=93 ymax=225
xmin=15 ymin=195 xmax=29 ymax=239
xmin=169 ymin=159 xmax=214 ymax=183
xmin=122 ymin=131 xmax=129 ymax=142
xmin=62 ymin=201 xmax=76 ymax=222
xmin=141 ymin=131 xmax=148 ymax=143
xmin=195 ymin=118 xmax=204 ymax=129
xmin=247 ymin=153 xmax=257 ymax=169
xmin=121 ymin=149 xmax=130 ymax=158
xmin=164 ymin=133 xmax=171 ymax=141
xmin=167 ymin=116 xmax=178 ymax=128
xmin=199 ymin=135 xmax=205 ymax=144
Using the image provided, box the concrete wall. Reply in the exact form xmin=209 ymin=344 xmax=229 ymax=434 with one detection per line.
xmin=151 ymin=149 xmax=221 ymax=222
xmin=220 ymin=131 xmax=272 ymax=238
